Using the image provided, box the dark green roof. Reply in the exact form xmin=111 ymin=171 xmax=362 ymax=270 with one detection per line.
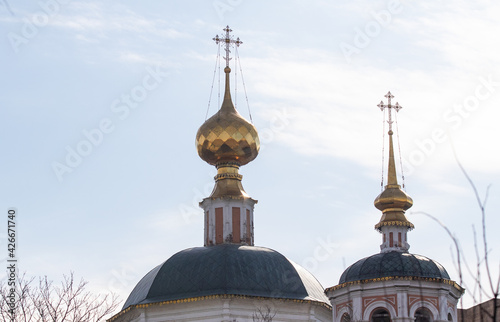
xmin=339 ymin=251 xmax=450 ymax=284
xmin=123 ymin=244 xmax=330 ymax=309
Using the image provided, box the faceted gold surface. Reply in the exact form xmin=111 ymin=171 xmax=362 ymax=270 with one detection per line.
xmin=196 ymin=68 xmax=259 ymax=166
xmin=196 ymin=112 xmax=259 ymax=166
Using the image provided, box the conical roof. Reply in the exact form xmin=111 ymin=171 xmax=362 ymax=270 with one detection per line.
xmin=374 ymin=130 xmax=414 ymax=230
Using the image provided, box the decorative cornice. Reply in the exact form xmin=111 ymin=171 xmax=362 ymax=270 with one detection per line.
xmin=325 ymin=276 xmax=464 ymax=293
xmin=201 ymin=195 xmax=258 ymax=203
xmin=216 ymin=161 xmax=241 ymax=168
xmin=374 ymin=220 xmax=414 ymax=230
xmin=107 ymin=294 xmax=332 ymax=321
xmin=214 ymin=172 xmax=243 ymax=181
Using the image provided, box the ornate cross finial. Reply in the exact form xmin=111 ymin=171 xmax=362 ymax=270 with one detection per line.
xmin=377 ymin=91 xmax=402 ymax=133
xmin=213 ymin=25 xmax=242 ymax=67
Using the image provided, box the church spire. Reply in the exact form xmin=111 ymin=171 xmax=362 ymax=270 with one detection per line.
xmin=213 ymin=26 xmax=242 ymax=118
xmin=196 ymin=26 xmax=259 ymax=246
xmin=374 ymin=92 xmax=414 ymax=253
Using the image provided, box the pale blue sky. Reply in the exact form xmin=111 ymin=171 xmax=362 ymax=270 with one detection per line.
xmin=1 ymin=0 xmax=499 ymax=313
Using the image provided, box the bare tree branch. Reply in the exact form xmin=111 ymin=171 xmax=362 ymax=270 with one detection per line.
xmin=413 ymin=145 xmax=500 ymax=321
xmin=453 ymin=147 xmax=498 ymax=299
xmin=0 ymin=272 xmax=120 ymax=322
xmin=252 ymin=305 xmax=276 ymax=322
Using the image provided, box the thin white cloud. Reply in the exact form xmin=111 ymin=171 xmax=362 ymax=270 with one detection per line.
xmin=233 ymin=14 xmax=500 ymax=176
xmin=47 ymin=2 xmax=187 ymax=37
xmin=396 ymin=1 xmax=500 ymax=73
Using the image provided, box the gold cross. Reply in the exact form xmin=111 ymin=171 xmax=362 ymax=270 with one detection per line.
xmin=377 ymin=91 xmax=402 ymax=133
xmin=213 ymin=25 xmax=242 ymax=67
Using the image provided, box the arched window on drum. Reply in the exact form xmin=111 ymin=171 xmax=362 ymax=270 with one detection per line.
xmin=414 ymin=307 xmax=433 ymax=322
xmin=341 ymin=312 xmax=351 ymax=322
xmin=371 ymin=308 xmax=391 ymax=322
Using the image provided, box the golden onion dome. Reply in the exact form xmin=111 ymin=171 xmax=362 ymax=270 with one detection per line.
xmin=196 ymin=67 xmax=259 ymax=166
xmin=374 ymin=185 xmax=413 ymax=212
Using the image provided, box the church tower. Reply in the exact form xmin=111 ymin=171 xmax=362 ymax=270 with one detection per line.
xmin=196 ymin=26 xmax=259 ymax=246
xmin=326 ymin=92 xmax=464 ymax=322
xmin=109 ymin=26 xmax=332 ymax=322
xmin=373 ymin=92 xmax=414 ymax=253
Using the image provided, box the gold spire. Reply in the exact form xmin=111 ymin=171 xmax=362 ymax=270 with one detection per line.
xmin=374 ymin=92 xmax=413 ymax=231
xmin=195 ymin=27 xmax=259 ymax=199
